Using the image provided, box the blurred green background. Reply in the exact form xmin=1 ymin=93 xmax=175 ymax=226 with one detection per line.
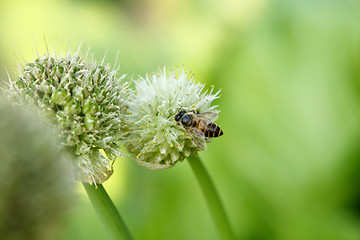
xmin=1 ymin=0 xmax=360 ymax=239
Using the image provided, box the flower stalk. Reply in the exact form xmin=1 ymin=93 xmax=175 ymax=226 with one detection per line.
xmin=83 ymin=183 xmax=133 ymax=240
xmin=188 ymin=155 xmax=235 ymax=240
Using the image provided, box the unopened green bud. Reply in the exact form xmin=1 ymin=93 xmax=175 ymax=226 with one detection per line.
xmin=64 ymin=99 xmax=81 ymax=115
xmin=52 ymin=88 xmax=70 ymax=105
xmin=72 ymin=85 xmax=84 ymax=101
xmin=84 ymin=114 xmax=96 ymax=131
xmin=82 ymin=99 xmax=99 ymax=115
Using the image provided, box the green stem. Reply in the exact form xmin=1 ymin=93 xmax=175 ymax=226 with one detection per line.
xmin=188 ymin=155 xmax=235 ymax=240
xmin=82 ymin=183 xmax=133 ymax=240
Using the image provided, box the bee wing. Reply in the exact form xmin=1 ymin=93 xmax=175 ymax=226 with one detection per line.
xmin=196 ymin=111 xmax=218 ymax=122
xmin=187 ymin=127 xmax=207 ymax=151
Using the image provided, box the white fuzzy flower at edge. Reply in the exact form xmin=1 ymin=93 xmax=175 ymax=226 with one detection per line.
xmin=123 ymin=68 xmax=221 ymax=170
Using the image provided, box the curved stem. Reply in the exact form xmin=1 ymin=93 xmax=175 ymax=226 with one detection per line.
xmin=188 ymin=155 xmax=235 ymax=240
xmin=83 ymin=183 xmax=133 ymax=240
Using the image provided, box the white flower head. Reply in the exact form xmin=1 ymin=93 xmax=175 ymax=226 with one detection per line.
xmin=124 ymin=67 xmax=221 ymax=169
xmin=7 ymin=50 xmax=129 ymax=184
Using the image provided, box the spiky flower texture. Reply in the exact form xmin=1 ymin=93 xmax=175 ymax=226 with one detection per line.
xmin=124 ymin=68 xmax=221 ymax=169
xmin=8 ymin=51 xmax=128 ymax=184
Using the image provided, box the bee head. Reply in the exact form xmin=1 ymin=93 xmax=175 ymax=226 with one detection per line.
xmin=180 ymin=114 xmax=191 ymax=126
xmin=174 ymin=109 xmax=187 ymax=122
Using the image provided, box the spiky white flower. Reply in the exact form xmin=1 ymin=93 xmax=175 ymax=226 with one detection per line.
xmin=123 ymin=68 xmax=221 ymax=170
xmin=7 ymin=51 xmax=129 ymax=184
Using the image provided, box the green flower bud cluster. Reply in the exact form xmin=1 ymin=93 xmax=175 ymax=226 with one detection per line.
xmin=9 ymin=53 xmax=129 ymax=184
xmin=0 ymin=97 xmax=72 ymax=240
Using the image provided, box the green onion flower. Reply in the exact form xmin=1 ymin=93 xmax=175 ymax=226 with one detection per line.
xmin=0 ymin=97 xmax=72 ymax=240
xmin=7 ymin=51 xmax=129 ymax=184
xmin=123 ymin=68 xmax=221 ymax=169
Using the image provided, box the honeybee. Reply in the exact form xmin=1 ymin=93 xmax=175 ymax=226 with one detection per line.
xmin=174 ymin=109 xmax=223 ymax=150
